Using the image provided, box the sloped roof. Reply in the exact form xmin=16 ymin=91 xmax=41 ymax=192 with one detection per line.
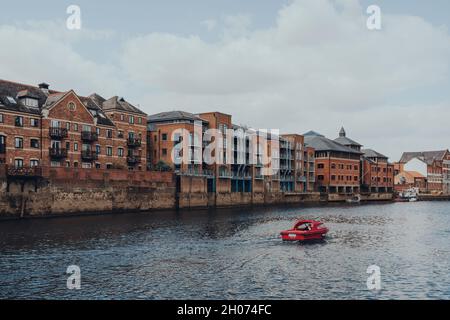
xmin=362 ymin=149 xmax=388 ymax=159
xmin=79 ymin=95 xmax=115 ymax=127
xmin=303 ymin=130 xmax=324 ymax=137
xmin=399 ymin=150 xmax=448 ymax=165
xmin=395 ymin=170 xmax=426 ymax=184
xmin=0 ymin=79 xmax=55 ymax=114
xmin=148 ymin=110 xmax=207 ymax=123
xmin=102 ymin=96 xmax=147 ymax=115
xmin=334 ymin=135 xmax=362 ymax=147
xmin=304 ymin=135 xmax=362 ymax=154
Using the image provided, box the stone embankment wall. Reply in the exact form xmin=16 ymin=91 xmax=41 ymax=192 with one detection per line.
xmin=0 ymin=166 xmax=176 ymax=218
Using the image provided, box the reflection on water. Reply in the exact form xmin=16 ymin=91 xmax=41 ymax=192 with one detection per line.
xmin=1 ymin=202 xmax=450 ymax=299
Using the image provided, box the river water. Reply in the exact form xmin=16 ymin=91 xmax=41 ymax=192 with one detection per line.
xmin=0 ymin=201 xmax=449 ymax=300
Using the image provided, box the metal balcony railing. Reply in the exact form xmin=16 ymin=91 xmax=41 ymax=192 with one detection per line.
xmin=81 ymin=131 xmax=98 ymax=142
xmin=49 ymin=147 xmax=68 ymax=159
xmin=81 ymin=150 xmax=98 ymax=161
xmin=7 ymin=166 xmax=43 ymax=178
xmin=49 ymin=127 xmax=68 ymax=139
xmin=127 ymin=138 xmax=142 ymax=148
xmin=127 ymin=155 xmax=142 ymax=165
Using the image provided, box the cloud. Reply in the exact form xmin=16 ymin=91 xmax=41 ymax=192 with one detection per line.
xmin=201 ymin=19 xmax=217 ymax=32
xmin=0 ymin=23 xmax=122 ymax=97
xmin=120 ymin=0 xmax=450 ymax=160
xmin=1 ymin=0 xmax=449 ymax=161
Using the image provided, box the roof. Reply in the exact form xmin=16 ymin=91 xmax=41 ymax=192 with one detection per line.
xmin=303 ymin=130 xmax=324 ymax=137
xmin=334 ymin=126 xmax=362 ymax=147
xmin=395 ymin=170 xmax=426 ymax=184
xmin=0 ymin=79 xmax=56 ymax=115
xmin=362 ymin=149 xmax=388 ymax=159
xmin=101 ymin=96 xmax=147 ymax=115
xmin=147 ymin=110 xmax=207 ymax=123
xmin=399 ymin=150 xmax=448 ymax=165
xmin=334 ymin=135 xmax=362 ymax=147
xmin=304 ymin=135 xmax=362 ymax=154
xmin=79 ymin=95 xmax=115 ymax=127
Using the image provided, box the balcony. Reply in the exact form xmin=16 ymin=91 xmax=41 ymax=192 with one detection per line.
xmin=49 ymin=127 xmax=68 ymax=140
xmin=49 ymin=147 xmax=68 ymax=159
xmin=7 ymin=166 xmax=43 ymax=178
xmin=127 ymin=138 xmax=142 ymax=148
xmin=81 ymin=150 xmax=98 ymax=161
xmin=81 ymin=131 xmax=98 ymax=142
xmin=127 ymin=155 xmax=142 ymax=165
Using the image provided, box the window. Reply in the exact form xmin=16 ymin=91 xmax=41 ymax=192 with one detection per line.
xmin=74 ymin=142 xmax=78 ymax=151
xmin=331 ymin=175 xmax=336 ymax=181
xmin=162 ymin=148 xmax=167 ymax=156
xmin=106 ymin=147 xmax=113 ymax=156
xmin=14 ymin=159 xmax=24 ymax=168
xmin=66 ymin=122 xmax=71 ymax=131
xmin=96 ymin=127 xmax=100 ymax=136
xmin=118 ymin=130 xmax=124 ymax=138
xmin=0 ymin=114 xmax=3 ymax=123
xmin=154 ymin=136 xmax=157 ymax=142
xmin=24 ymin=98 xmax=38 ymax=108
xmin=82 ymin=163 xmax=92 ymax=169
xmin=82 ymin=125 xmax=91 ymax=132
xmin=30 ymin=160 xmax=39 ymax=167
xmin=317 ymin=163 xmax=325 ymax=169
xmin=30 ymin=118 xmax=39 ymax=127
xmin=138 ymin=117 xmax=142 ymax=124
xmin=354 ymin=176 xmax=358 ymax=181
xmin=96 ymin=145 xmax=101 ymax=155
xmin=15 ymin=137 xmax=23 ymax=149
xmin=162 ymin=133 xmax=168 ymax=141
xmin=95 ymin=163 xmax=101 ymax=169
xmin=107 ymin=129 xmax=113 ymax=138
xmin=318 ymin=175 xmax=324 ymax=181
xmin=66 ymin=142 xmax=70 ymax=151
xmin=129 ymin=115 xmax=134 ymax=124
xmin=30 ymin=138 xmax=39 ymax=149
xmin=73 ymin=123 xmax=78 ymax=131
xmin=120 ymin=114 xmax=124 ymax=121
xmin=15 ymin=116 xmax=23 ymax=127
xmin=331 ymin=163 xmax=336 ymax=169
xmin=106 ymin=164 xmax=113 ymax=169
xmin=66 ymin=161 xmax=70 ymax=168
xmin=68 ymin=102 xmax=76 ymax=111
xmin=74 ymin=161 xmax=79 ymax=168
xmin=118 ymin=148 xmax=124 ymax=157
xmin=354 ymin=165 xmax=358 ymax=170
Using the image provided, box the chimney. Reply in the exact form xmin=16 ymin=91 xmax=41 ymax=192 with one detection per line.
xmin=38 ymin=82 xmax=50 ymax=95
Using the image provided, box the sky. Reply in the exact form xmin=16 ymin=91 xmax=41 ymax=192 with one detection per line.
xmin=1 ymin=0 xmax=450 ymax=161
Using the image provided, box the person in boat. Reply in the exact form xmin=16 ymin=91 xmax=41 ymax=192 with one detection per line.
xmin=297 ymin=223 xmax=312 ymax=231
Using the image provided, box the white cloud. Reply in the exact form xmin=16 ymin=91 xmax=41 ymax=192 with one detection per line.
xmin=121 ymin=0 xmax=450 ymax=160
xmin=0 ymin=23 xmax=122 ymax=97
xmin=1 ymin=0 xmax=449 ymax=161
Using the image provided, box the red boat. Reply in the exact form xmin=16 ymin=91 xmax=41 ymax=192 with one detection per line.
xmin=280 ymin=220 xmax=328 ymax=241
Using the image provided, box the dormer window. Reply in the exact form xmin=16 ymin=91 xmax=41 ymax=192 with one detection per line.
xmin=23 ymin=98 xmax=38 ymax=108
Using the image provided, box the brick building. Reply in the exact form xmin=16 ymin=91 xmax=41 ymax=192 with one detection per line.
xmin=280 ymin=134 xmax=315 ymax=193
xmin=361 ymin=149 xmax=394 ymax=193
xmin=0 ymin=79 xmax=147 ymax=173
xmin=304 ymin=130 xmax=362 ymax=194
xmin=147 ymin=110 xmax=312 ymax=195
xmin=398 ymin=150 xmax=450 ymax=194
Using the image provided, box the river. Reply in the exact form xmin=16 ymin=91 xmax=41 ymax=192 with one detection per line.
xmin=0 ymin=201 xmax=449 ymax=299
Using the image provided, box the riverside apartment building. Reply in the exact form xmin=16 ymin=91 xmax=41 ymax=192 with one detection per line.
xmin=0 ymin=79 xmax=147 ymax=173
